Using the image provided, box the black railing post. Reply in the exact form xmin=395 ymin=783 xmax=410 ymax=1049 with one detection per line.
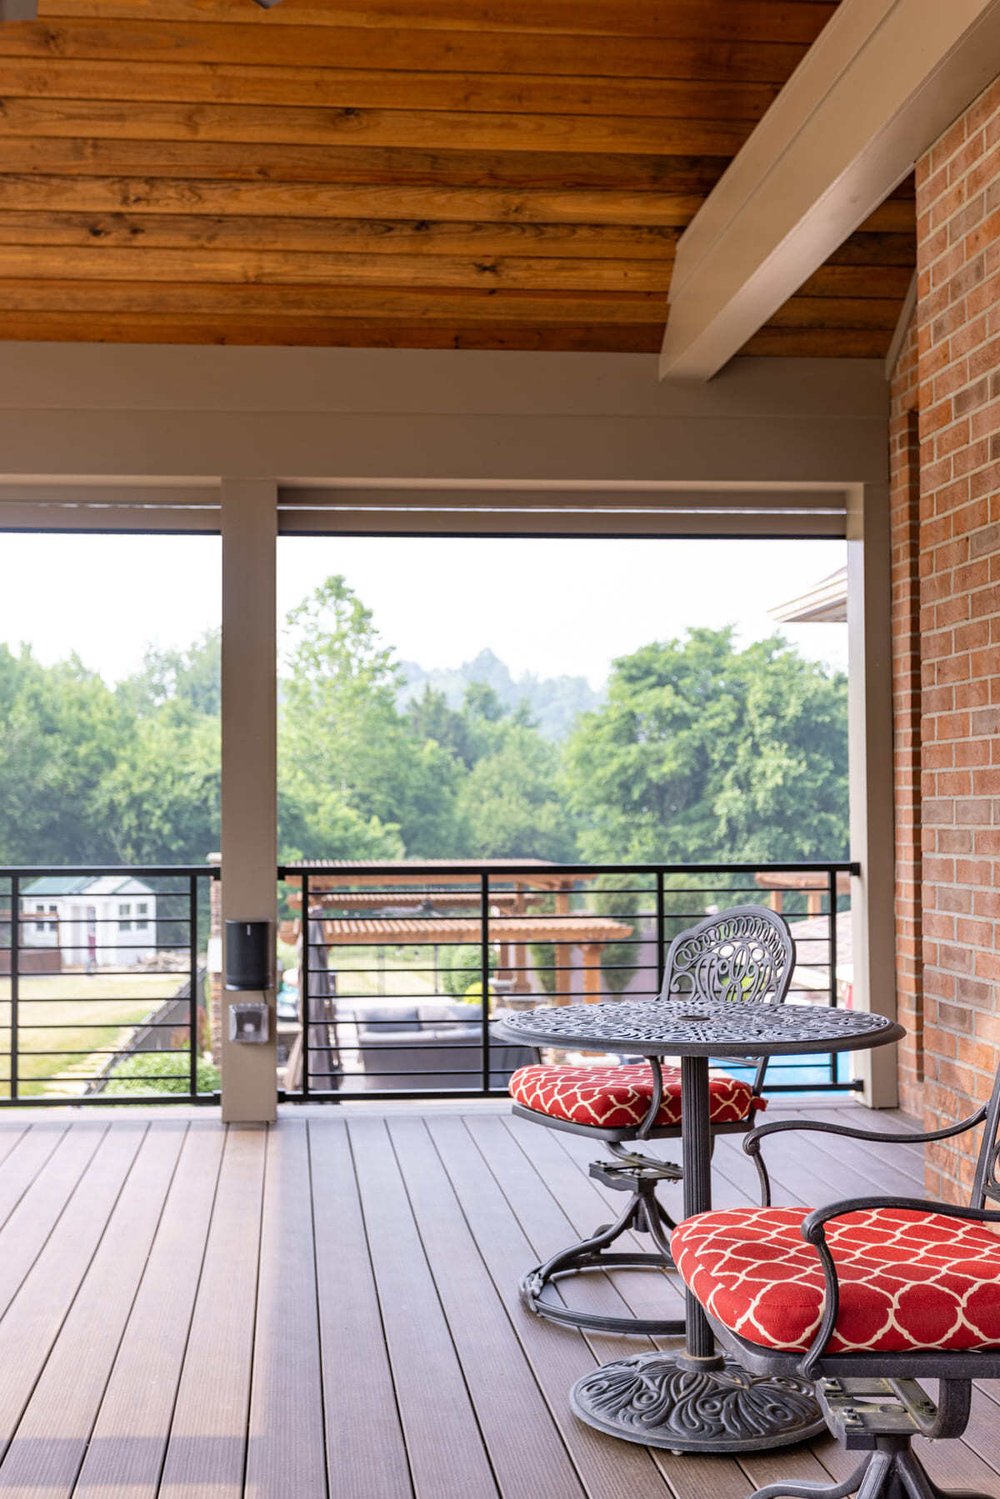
xmin=189 ymin=874 xmax=198 ymax=1099
xmin=301 ymin=872 xmax=310 ymax=1101
xmin=10 ymin=875 xmax=18 ymax=1103
xmin=828 ymin=866 xmax=840 ymax=1086
xmin=481 ymin=872 xmax=490 ymax=1094
xmin=655 ymin=869 xmax=666 ymax=993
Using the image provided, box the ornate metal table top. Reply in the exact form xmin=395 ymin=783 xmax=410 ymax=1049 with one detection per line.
xmin=494 ymin=998 xmax=903 ymax=1058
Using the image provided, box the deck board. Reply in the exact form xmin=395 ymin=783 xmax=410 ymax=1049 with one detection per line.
xmin=0 ymin=1102 xmax=987 ymax=1496
xmin=0 ymin=1123 xmax=186 ymax=1499
xmin=308 ymin=1119 xmax=412 ymax=1499
xmin=348 ymin=1116 xmax=499 ymax=1499
xmin=74 ymin=1121 xmax=225 ymax=1499
xmin=156 ymin=1126 xmax=265 ymax=1499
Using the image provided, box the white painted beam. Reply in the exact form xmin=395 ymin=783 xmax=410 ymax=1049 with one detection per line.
xmin=659 ymin=0 xmax=1000 ymax=382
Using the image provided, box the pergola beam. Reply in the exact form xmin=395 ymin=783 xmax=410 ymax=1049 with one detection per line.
xmin=659 ymin=0 xmax=1000 ymax=382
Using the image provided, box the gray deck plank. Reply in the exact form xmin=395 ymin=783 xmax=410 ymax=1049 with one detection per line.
xmin=308 ymin=1118 xmax=413 ymax=1499
xmin=0 ymin=1123 xmax=35 ymax=1189
xmin=0 ymin=1123 xmax=146 ymax=1461
xmin=244 ymin=1121 xmax=327 ymax=1499
xmin=0 ymin=1124 xmax=104 ymax=1319
xmin=73 ymin=1121 xmax=225 ymax=1499
xmin=462 ymin=1115 xmax=755 ymax=1499
xmin=428 ymin=1115 xmax=687 ymax=1499
xmin=347 ymin=1116 xmax=500 ymax=1499
xmin=0 ymin=1123 xmax=187 ymax=1499
xmin=156 ymin=1126 xmax=266 ymax=1499
xmin=388 ymin=1114 xmax=588 ymax=1499
xmin=0 ymin=1105 xmax=981 ymax=1499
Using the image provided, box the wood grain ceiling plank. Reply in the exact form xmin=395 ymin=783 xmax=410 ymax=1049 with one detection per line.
xmin=0 ymin=21 xmax=813 ymax=82
xmin=0 ymin=97 xmax=755 ymax=156
xmin=743 ymin=327 xmax=892 ymax=357
xmin=0 ymin=244 xmax=912 ymax=300
xmin=827 ymin=231 xmax=916 ymax=266
xmin=0 ymin=279 xmax=666 ymax=320
xmin=763 ymin=295 xmax=902 ymax=329
xmin=0 ymin=175 xmax=698 ymax=226
xmin=796 ymin=263 xmax=914 ymax=297
xmin=0 ymin=211 xmax=682 ymax=259
xmin=41 ymin=0 xmax=836 ymax=45
xmin=0 ymin=139 xmax=730 ymax=191
xmin=0 ymin=58 xmax=782 ymax=121
xmin=0 ymin=244 xmax=678 ymax=291
xmin=0 ymin=311 xmax=666 ymax=350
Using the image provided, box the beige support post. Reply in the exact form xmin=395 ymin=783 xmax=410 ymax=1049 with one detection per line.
xmin=220 ymin=478 xmax=278 ymax=1123
xmin=847 ymin=482 xmax=898 ymax=1108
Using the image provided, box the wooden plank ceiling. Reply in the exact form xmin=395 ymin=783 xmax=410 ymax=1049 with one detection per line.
xmin=0 ymin=0 xmax=915 ymax=354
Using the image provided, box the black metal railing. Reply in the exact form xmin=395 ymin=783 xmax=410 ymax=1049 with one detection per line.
xmin=277 ymin=861 xmax=860 ymax=1103
xmin=0 ymin=866 xmax=219 ymax=1106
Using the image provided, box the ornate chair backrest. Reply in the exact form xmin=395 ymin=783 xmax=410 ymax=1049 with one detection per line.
xmin=971 ymin=1059 xmax=1000 ymax=1211
xmin=659 ymin=905 xmax=795 ymax=1008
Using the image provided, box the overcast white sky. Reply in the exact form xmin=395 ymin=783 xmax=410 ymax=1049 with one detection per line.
xmin=0 ymin=533 xmax=847 ymax=686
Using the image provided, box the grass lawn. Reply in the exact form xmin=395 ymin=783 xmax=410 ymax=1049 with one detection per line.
xmin=0 ymin=972 xmax=185 ymax=1098
xmin=321 ymin=945 xmax=440 ymax=1003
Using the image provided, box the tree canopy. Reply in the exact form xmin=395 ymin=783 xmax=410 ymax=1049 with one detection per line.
xmin=564 ymin=627 xmax=849 ymax=865
xmin=0 ymin=585 xmax=850 ymax=872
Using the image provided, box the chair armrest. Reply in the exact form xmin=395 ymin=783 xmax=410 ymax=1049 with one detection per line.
xmin=741 ymin=1106 xmax=988 ymax=1209
xmin=803 ymin=1193 xmax=1000 ymax=1239
xmin=794 ymin=1194 xmax=1000 ymax=1381
xmin=744 ymin=1106 xmax=988 ymax=1156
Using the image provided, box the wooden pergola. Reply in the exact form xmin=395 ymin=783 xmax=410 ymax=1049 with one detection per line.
xmin=317 ymin=912 xmax=634 ymax=1003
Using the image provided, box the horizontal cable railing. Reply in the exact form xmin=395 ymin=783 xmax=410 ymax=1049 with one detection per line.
xmin=277 ymin=861 xmax=860 ymax=1104
xmin=0 ymin=865 xmax=219 ymax=1106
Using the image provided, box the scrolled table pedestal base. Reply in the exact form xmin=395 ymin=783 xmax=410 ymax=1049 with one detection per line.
xmin=570 ymin=1350 xmax=825 ymax=1454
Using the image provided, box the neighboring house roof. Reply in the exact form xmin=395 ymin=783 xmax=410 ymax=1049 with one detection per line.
xmin=770 ymin=567 xmax=848 ymax=624
xmin=22 ymin=876 xmax=154 ymax=899
xmin=21 ymin=876 xmax=94 ymax=897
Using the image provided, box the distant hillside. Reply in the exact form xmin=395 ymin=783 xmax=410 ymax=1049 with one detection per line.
xmin=398 ymin=649 xmax=604 ymax=741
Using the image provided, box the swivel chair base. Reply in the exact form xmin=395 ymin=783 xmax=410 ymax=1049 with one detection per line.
xmin=750 ymin=1441 xmax=991 ymax=1499
xmin=520 ymin=1148 xmax=685 ymax=1336
xmin=750 ymin=1377 xmax=992 ymax=1499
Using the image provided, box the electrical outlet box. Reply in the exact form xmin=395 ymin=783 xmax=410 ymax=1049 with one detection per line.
xmin=229 ymin=1001 xmax=270 ymax=1044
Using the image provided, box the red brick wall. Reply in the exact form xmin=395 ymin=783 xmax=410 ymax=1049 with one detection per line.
xmin=889 ymin=315 xmax=923 ymax=1119
xmin=894 ymin=78 xmax=1000 ymax=1200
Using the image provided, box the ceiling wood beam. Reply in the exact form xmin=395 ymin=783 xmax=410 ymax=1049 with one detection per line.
xmin=659 ymin=0 xmax=1000 ymax=380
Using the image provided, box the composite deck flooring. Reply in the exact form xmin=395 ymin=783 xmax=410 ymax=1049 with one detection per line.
xmin=0 ymin=1101 xmax=993 ymax=1498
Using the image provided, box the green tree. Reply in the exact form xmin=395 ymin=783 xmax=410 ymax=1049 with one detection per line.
xmin=121 ymin=631 xmax=221 ymax=717
xmin=457 ymin=723 xmax=578 ymax=861
xmin=96 ymin=701 xmax=220 ymax=864
xmin=0 ymin=646 xmax=127 ymax=863
xmin=566 ymin=627 xmax=848 ymax=865
xmin=279 ymin=576 xmax=465 ymax=859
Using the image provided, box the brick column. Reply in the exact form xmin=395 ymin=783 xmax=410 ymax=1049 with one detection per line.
xmin=893 ymin=77 xmax=1000 ymax=1199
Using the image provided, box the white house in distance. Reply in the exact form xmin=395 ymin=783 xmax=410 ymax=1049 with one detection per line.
xmin=20 ymin=876 xmax=158 ymax=969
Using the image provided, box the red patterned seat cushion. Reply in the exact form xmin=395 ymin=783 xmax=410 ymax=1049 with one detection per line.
xmin=509 ymin=1062 xmax=760 ymax=1130
xmin=672 ymin=1205 xmax=1000 ymax=1354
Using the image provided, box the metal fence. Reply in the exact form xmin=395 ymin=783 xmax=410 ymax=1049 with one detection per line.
xmin=277 ymin=861 xmax=860 ymax=1103
xmin=0 ymin=865 xmax=219 ymax=1106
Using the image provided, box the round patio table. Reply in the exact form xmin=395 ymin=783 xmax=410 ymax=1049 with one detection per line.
xmin=494 ymin=997 xmax=904 ymax=1455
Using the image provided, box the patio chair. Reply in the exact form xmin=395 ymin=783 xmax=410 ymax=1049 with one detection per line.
xmin=669 ymin=1068 xmax=1000 ymax=1499
xmin=508 ymin=905 xmax=795 ymax=1333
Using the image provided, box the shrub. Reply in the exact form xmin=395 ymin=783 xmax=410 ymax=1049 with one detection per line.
xmin=103 ymin=1050 xmax=221 ymax=1096
xmin=441 ymin=943 xmax=496 ymax=997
